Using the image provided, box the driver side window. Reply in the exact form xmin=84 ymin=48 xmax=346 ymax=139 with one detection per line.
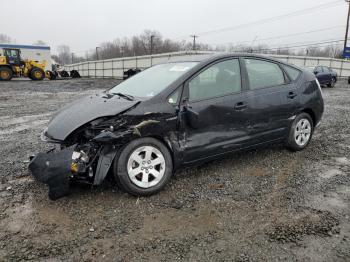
xmin=188 ymin=59 xmax=241 ymax=102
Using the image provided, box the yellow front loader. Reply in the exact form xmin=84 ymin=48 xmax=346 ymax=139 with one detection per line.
xmin=0 ymin=48 xmax=53 ymax=81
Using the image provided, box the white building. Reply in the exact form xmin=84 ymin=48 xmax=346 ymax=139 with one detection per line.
xmin=0 ymin=43 xmax=52 ymax=71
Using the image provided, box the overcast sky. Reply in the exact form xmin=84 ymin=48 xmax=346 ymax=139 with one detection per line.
xmin=1 ymin=0 xmax=347 ymax=54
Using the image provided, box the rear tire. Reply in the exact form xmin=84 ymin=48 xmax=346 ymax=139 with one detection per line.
xmin=30 ymin=67 xmax=45 ymax=81
xmin=0 ymin=67 xmax=13 ymax=81
xmin=285 ymin=113 xmax=314 ymax=152
xmin=113 ymin=138 xmax=173 ymax=196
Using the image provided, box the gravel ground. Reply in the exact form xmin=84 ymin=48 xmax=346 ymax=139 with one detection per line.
xmin=0 ymin=78 xmax=349 ymax=261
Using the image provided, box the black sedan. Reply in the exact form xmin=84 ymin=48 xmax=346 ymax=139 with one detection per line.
xmin=29 ymin=54 xmax=324 ymax=199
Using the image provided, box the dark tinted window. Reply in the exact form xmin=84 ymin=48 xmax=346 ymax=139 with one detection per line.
xmin=322 ymin=66 xmax=330 ymax=72
xmin=189 ymin=59 xmax=241 ymax=101
xmin=245 ymin=59 xmax=285 ymax=89
xmin=282 ymin=65 xmax=301 ymax=81
xmin=315 ymin=66 xmax=323 ymax=73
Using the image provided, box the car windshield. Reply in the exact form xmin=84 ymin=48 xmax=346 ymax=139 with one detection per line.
xmin=108 ymin=62 xmax=198 ymax=97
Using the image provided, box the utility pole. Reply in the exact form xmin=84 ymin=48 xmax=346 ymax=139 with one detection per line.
xmin=150 ymin=35 xmax=155 ymax=55
xmin=71 ymin=53 xmax=74 ymax=64
xmin=96 ymin=47 xmax=100 ymax=60
xmin=251 ymin=36 xmax=258 ymax=53
xmin=121 ymin=46 xmax=125 ymax=57
xmin=344 ymin=0 xmax=350 ymax=52
xmin=190 ymin=35 xmax=198 ymax=50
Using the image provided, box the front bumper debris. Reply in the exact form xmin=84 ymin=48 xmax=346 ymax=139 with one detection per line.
xmin=28 ymin=147 xmax=74 ymax=200
xmin=28 ymin=143 xmax=119 ymax=200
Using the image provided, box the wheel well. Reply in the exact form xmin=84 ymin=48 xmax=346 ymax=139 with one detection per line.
xmin=148 ymin=135 xmax=173 ymax=152
xmin=301 ymin=109 xmax=316 ymax=126
xmin=148 ymin=135 xmax=175 ymax=162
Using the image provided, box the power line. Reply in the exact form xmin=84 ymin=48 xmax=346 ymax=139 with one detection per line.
xmin=213 ymin=26 xmax=344 ymax=46
xmin=65 ymin=1 xmax=345 ymax=57
xmin=172 ymin=0 xmax=344 ymax=40
xmin=65 ymin=1 xmax=345 ymax=59
xmin=252 ymin=39 xmax=345 ymax=52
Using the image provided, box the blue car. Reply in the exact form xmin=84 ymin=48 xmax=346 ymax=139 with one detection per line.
xmin=306 ymin=66 xmax=337 ymax=88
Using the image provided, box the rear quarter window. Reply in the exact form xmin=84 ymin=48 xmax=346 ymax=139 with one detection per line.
xmin=282 ymin=65 xmax=301 ymax=81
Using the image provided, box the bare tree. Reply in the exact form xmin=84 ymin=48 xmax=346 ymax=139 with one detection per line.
xmin=57 ymin=45 xmax=71 ymax=65
xmin=55 ymin=30 xmax=346 ymax=65
xmin=33 ymin=40 xmax=47 ymax=46
xmin=86 ymin=29 xmax=209 ymax=61
xmin=0 ymin=34 xmax=12 ymax=43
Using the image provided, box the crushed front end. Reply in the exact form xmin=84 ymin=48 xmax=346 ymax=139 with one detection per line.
xmin=28 ymin=116 xmax=134 ymax=200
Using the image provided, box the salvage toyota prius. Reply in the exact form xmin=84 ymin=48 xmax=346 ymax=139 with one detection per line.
xmin=29 ymin=54 xmax=324 ymax=199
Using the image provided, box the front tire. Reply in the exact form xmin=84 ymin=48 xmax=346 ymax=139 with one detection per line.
xmin=327 ymin=77 xmax=336 ymax=88
xmin=30 ymin=67 xmax=45 ymax=81
xmin=285 ymin=113 xmax=313 ymax=151
xmin=113 ymin=138 xmax=173 ymax=196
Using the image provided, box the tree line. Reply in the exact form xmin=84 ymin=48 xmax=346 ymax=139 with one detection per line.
xmin=0 ymin=31 xmax=344 ymax=65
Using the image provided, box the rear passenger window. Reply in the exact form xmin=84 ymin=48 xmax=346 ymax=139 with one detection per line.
xmin=282 ymin=65 xmax=301 ymax=81
xmin=245 ymin=59 xmax=285 ymax=90
xmin=189 ymin=59 xmax=241 ymax=101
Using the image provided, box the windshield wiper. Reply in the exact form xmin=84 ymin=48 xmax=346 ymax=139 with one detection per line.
xmin=110 ymin=92 xmax=135 ymax=101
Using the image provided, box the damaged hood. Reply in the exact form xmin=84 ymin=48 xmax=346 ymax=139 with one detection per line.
xmin=45 ymin=93 xmax=141 ymax=141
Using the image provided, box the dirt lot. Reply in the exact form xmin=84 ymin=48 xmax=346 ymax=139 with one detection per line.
xmin=0 ymin=78 xmax=349 ymax=261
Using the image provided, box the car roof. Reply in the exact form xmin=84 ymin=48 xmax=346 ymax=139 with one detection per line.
xmin=166 ymin=53 xmax=296 ymax=67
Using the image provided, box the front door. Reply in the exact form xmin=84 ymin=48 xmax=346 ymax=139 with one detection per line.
xmin=180 ymin=58 xmax=250 ymax=163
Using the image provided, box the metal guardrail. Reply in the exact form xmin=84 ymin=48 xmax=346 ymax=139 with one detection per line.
xmin=63 ymin=51 xmax=350 ymax=78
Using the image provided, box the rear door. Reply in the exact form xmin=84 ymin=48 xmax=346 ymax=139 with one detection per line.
xmin=242 ymin=58 xmax=300 ymax=144
xmin=180 ymin=58 xmax=251 ymax=163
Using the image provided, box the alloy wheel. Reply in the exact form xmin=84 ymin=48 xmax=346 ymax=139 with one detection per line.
xmin=127 ymin=145 xmax=166 ymax=188
xmin=294 ymin=118 xmax=311 ymax=146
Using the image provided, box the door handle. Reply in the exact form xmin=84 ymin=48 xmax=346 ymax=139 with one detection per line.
xmin=234 ymin=102 xmax=247 ymax=111
xmin=287 ymin=92 xmax=297 ymax=99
